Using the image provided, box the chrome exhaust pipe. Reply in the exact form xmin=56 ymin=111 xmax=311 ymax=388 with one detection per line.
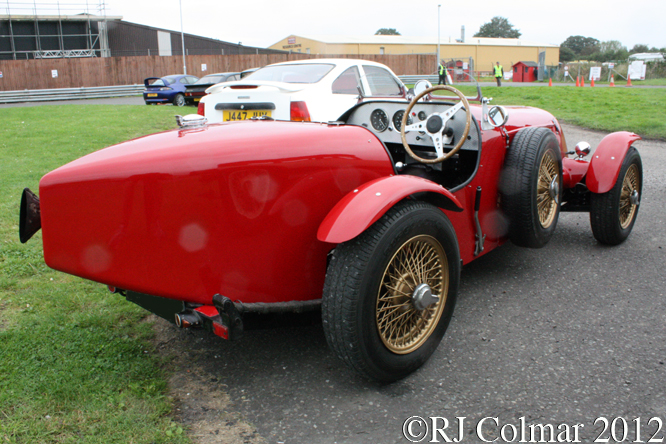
xmin=19 ymin=188 xmax=41 ymax=244
xmin=174 ymin=311 xmax=202 ymax=328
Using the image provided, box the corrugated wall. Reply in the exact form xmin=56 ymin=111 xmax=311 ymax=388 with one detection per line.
xmin=0 ymin=54 xmax=436 ymax=91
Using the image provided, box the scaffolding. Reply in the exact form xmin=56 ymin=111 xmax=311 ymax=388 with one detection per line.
xmin=1 ymin=1 xmax=112 ymax=60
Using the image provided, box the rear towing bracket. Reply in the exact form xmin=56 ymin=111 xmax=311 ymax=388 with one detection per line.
xmin=211 ymin=294 xmax=244 ymax=341
xmin=174 ymin=294 xmax=244 ymax=341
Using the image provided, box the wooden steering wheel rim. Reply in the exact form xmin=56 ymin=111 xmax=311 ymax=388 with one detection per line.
xmin=400 ymin=85 xmax=472 ymax=164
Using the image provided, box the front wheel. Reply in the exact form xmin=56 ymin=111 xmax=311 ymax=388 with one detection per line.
xmin=173 ymin=94 xmax=185 ymax=107
xmin=322 ymin=201 xmax=460 ymax=382
xmin=590 ymin=147 xmax=642 ymax=245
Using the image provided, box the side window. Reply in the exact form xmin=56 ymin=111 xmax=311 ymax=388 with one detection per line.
xmin=179 ymin=77 xmax=188 ymax=84
xmin=188 ymin=76 xmax=198 ymax=84
xmin=229 ymin=75 xmax=239 ymax=81
xmin=362 ymin=65 xmax=403 ymax=96
xmin=332 ymin=67 xmax=362 ymax=94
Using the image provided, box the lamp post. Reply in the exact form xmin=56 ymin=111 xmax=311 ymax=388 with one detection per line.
xmin=437 ymin=4 xmax=441 ymax=74
xmin=179 ymin=0 xmax=187 ymax=74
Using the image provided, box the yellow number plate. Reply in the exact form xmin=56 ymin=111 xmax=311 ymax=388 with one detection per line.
xmin=147 ymin=93 xmax=158 ymax=97
xmin=223 ymin=110 xmax=271 ymax=121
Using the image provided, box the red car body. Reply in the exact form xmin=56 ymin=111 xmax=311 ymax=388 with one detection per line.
xmin=21 ymin=84 xmax=642 ymax=381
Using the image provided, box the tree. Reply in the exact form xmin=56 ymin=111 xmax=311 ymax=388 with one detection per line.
xmin=560 ymin=35 xmax=599 ymax=60
xmin=473 ymin=17 xmax=521 ymax=38
xmin=630 ymin=44 xmax=649 ymax=54
xmin=590 ymin=40 xmax=628 ymax=62
xmin=375 ymin=28 xmax=401 ymax=35
xmin=559 ymin=47 xmax=576 ymax=63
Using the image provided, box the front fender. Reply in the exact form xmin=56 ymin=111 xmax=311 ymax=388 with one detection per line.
xmin=587 ymin=131 xmax=641 ymax=193
xmin=317 ymin=175 xmax=463 ymax=244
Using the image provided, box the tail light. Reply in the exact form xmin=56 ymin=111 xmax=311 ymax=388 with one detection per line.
xmin=290 ymin=101 xmax=311 ymax=122
xmin=197 ymin=101 xmax=205 ymax=116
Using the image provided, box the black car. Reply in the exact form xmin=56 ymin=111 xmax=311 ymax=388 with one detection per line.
xmin=183 ymin=72 xmax=240 ymax=105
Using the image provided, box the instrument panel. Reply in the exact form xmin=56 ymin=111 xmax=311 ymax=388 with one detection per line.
xmin=345 ymin=100 xmax=478 ymax=151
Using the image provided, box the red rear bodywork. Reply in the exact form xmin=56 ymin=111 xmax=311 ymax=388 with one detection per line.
xmin=39 ymin=121 xmax=393 ymax=305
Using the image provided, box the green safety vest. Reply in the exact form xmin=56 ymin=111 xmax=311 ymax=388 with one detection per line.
xmin=439 ymin=64 xmax=444 ymax=75
xmin=494 ymin=65 xmax=503 ymax=77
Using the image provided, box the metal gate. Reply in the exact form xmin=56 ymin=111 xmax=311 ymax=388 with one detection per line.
xmin=538 ymin=51 xmax=546 ymax=82
xmin=441 ymin=57 xmax=475 ymax=82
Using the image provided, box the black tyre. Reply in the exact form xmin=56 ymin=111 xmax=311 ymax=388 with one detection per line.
xmin=501 ymin=127 xmax=563 ymax=248
xmin=173 ymin=94 xmax=185 ymax=107
xmin=590 ymin=147 xmax=642 ymax=245
xmin=322 ymin=201 xmax=460 ymax=382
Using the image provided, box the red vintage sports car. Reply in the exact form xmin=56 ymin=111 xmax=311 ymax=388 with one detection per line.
xmin=19 ymin=82 xmax=642 ymax=382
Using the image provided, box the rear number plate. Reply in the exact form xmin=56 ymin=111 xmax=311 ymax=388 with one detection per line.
xmin=223 ymin=110 xmax=271 ymax=121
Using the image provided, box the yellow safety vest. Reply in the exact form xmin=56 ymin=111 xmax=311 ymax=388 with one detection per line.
xmin=439 ymin=64 xmax=444 ymax=75
xmin=494 ymin=65 xmax=503 ymax=77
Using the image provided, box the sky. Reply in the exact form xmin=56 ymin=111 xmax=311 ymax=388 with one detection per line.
xmin=6 ymin=0 xmax=666 ymax=50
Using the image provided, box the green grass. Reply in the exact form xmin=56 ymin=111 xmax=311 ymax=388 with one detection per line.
xmin=429 ymin=84 xmax=666 ymax=140
xmin=0 ymin=105 xmax=190 ymax=444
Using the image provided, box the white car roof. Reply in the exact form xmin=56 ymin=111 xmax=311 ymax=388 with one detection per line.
xmin=266 ymin=58 xmax=391 ymax=69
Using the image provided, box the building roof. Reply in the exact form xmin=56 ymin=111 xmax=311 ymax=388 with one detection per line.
xmin=0 ymin=14 xmax=123 ymax=21
xmin=273 ymin=34 xmax=559 ymax=48
xmin=513 ymin=61 xmax=538 ymax=67
xmin=628 ymin=52 xmax=664 ymax=61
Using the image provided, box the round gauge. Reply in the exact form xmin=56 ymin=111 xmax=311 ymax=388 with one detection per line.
xmin=370 ymin=109 xmax=389 ymax=132
xmin=418 ymin=111 xmax=428 ymax=121
xmin=392 ymin=110 xmax=413 ymax=132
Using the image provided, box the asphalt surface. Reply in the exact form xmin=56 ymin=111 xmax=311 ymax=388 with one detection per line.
xmin=8 ymin=97 xmax=665 ymax=443
xmin=158 ymin=125 xmax=666 ymax=443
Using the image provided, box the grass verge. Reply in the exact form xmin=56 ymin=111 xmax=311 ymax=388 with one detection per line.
xmin=433 ymin=84 xmax=666 ymax=140
xmin=0 ymin=105 xmax=190 ymax=443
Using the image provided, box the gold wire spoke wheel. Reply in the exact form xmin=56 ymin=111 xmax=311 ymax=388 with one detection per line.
xmin=537 ymin=150 xmax=559 ymax=228
xmin=376 ymin=235 xmax=448 ymax=354
xmin=619 ymin=164 xmax=640 ymax=229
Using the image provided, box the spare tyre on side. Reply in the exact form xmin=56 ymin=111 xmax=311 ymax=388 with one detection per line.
xmin=500 ymin=126 xmax=563 ymax=248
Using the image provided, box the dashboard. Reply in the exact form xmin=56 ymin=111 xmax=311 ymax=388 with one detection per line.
xmin=344 ymin=99 xmax=480 ymax=152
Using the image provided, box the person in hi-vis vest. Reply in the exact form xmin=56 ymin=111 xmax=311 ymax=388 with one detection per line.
xmin=438 ymin=61 xmax=447 ymax=85
xmin=494 ymin=62 xmax=504 ymax=86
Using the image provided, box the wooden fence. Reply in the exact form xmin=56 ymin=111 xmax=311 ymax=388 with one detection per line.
xmin=0 ymin=54 xmax=437 ymax=91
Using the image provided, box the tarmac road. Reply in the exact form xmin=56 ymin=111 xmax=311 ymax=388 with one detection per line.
xmin=154 ymin=125 xmax=666 ymax=443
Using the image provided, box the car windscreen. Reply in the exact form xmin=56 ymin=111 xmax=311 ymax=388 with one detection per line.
xmin=148 ymin=78 xmax=169 ymax=86
xmin=195 ymin=75 xmax=224 ymax=84
xmin=362 ymin=65 xmax=403 ymax=96
xmin=244 ymin=64 xmax=335 ymax=84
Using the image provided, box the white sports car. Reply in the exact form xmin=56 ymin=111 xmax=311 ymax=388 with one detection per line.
xmin=197 ymin=58 xmax=406 ymax=123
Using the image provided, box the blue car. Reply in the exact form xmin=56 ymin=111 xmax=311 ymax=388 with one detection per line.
xmin=143 ymin=74 xmax=199 ymax=106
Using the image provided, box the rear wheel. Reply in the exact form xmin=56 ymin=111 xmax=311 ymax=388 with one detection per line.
xmin=501 ymin=127 xmax=563 ymax=248
xmin=173 ymin=94 xmax=185 ymax=107
xmin=322 ymin=201 xmax=460 ymax=382
xmin=590 ymin=147 xmax=642 ymax=245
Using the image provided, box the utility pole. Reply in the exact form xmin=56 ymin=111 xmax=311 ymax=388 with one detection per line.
xmin=437 ymin=4 xmax=441 ymax=74
xmin=179 ymin=0 xmax=186 ymax=74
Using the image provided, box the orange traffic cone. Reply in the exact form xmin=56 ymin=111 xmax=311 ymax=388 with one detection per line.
xmin=591 ymin=78 xmax=595 ymax=87
xmin=548 ymin=78 xmax=553 ymax=86
xmin=581 ymin=78 xmax=585 ymax=87
xmin=576 ymin=76 xmax=580 ymax=87
xmin=610 ymin=75 xmax=615 ymax=87
xmin=627 ymin=76 xmax=632 ymax=87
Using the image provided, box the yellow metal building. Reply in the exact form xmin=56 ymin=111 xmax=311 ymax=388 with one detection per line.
xmin=269 ymin=35 xmax=560 ymax=73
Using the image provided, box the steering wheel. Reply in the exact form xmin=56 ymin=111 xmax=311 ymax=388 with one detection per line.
xmin=400 ymin=85 xmax=472 ymax=164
